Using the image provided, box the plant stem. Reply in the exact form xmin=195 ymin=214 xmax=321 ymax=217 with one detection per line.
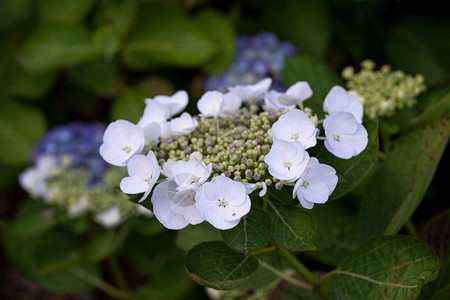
xmin=275 ymin=245 xmax=330 ymax=299
xmin=259 ymin=260 xmax=313 ymax=290
xmin=71 ymin=266 xmax=130 ymax=299
xmin=405 ymin=218 xmax=419 ymax=237
xmin=108 ymin=256 xmax=130 ymax=293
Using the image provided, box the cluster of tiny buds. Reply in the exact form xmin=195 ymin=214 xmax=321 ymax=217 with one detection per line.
xmin=155 ymin=107 xmax=287 ymax=186
xmin=342 ymin=59 xmax=426 ymax=119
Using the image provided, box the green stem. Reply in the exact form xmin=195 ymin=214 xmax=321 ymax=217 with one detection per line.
xmin=275 ymin=245 xmax=330 ymax=299
xmin=71 ymin=266 xmax=130 ymax=299
xmin=259 ymin=260 xmax=313 ymax=290
xmin=405 ymin=218 xmax=419 ymax=237
xmin=108 ymin=256 xmax=130 ymax=293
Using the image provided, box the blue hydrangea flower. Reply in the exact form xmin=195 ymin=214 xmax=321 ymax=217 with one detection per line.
xmin=204 ymin=32 xmax=297 ymax=92
xmin=31 ymin=121 xmax=108 ymax=183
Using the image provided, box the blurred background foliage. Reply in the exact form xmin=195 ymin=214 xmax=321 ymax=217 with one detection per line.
xmin=0 ymin=0 xmax=449 ymax=298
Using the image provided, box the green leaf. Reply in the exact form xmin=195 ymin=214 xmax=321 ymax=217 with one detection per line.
xmin=0 ymin=102 xmax=46 ymax=165
xmin=386 ymin=17 xmax=450 ymax=86
xmin=93 ymin=0 xmax=137 ymax=38
xmin=409 ymin=86 xmax=450 ymax=130
xmin=175 ymin=222 xmax=222 ymax=251
xmin=417 ymin=209 xmax=450 ymax=300
xmin=110 ymin=87 xmax=147 ymax=123
xmin=267 ymin=202 xmax=316 ymax=251
xmin=66 ymin=57 xmax=121 ymax=97
xmin=195 ymin=8 xmax=236 ymax=74
xmin=315 ymin=120 xmax=378 ymax=200
xmin=308 ymin=200 xmax=359 ymax=266
xmin=17 ymin=22 xmax=102 ymax=72
xmin=5 ymin=200 xmax=55 ymax=237
xmin=221 ymin=207 xmax=271 ymax=255
xmin=37 ymin=0 xmax=95 ymax=23
xmin=0 ymin=0 xmax=33 ymax=29
xmin=85 ymin=230 xmax=120 ymax=262
xmin=122 ymin=9 xmax=217 ymax=69
xmin=2 ymin=226 xmax=99 ymax=292
xmin=357 ymin=116 xmax=450 ymax=240
xmin=185 ymin=241 xmax=259 ymax=289
xmin=284 ymin=56 xmax=342 ymax=115
xmin=265 ymin=0 xmax=331 ymax=59
xmin=323 ymin=236 xmax=440 ymax=299
xmin=93 ymin=25 xmax=122 ymax=59
xmin=11 ymin=66 xmax=57 ymax=99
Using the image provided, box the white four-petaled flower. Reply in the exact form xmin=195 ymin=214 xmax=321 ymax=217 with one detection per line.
xmin=169 ymin=112 xmax=198 ymax=136
xmin=293 ymin=157 xmax=338 ymax=209
xmin=172 ymin=157 xmax=212 ymax=191
xmin=99 ymin=120 xmax=145 ymax=167
xmin=195 ymin=175 xmax=251 ymax=230
xmin=323 ymin=111 xmax=368 ymax=159
xmin=264 ymin=139 xmax=310 ymax=182
xmin=120 ymin=151 xmax=161 ymax=202
xmin=323 ymin=86 xmax=364 ymax=124
xmin=271 ymin=109 xmax=318 ymax=149
xmin=197 ymin=91 xmax=225 ymax=118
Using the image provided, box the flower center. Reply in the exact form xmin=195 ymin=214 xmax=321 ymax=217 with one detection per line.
xmin=284 ymin=161 xmax=292 ymax=171
xmin=218 ymin=198 xmax=228 ymax=207
xmin=291 ymin=132 xmax=299 ymax=140
xmin=333 ymin=134 xmax=340 ymax=142
xmin=301 ymin=180 xmax=310 ymax=188
xmin=123 ymin=145 xmax=132 ymax=154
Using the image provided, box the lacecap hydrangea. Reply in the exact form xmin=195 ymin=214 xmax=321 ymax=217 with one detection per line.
xmin=19 ymin=121 xmax=152 ymax=228
xmin=204 ymin=32 xmax=297 ymax=92
xmin=100 ymin=78 xmax=369 ymax=231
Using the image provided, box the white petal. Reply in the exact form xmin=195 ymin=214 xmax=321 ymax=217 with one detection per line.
xmin=303 ymin=182 xmax=330 ymax=204
xmin=120 ymin=176 xmax=149 ymax=194
xmin=151 ymin=182 xmax=189 ymax=230
xmin=299 ymin=197 xmax=315 ymax=210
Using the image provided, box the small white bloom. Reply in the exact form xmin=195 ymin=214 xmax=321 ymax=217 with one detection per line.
xmin=68 ymin=196 xmax=91 ymax=218
xmin=169 ymin=112 xmax=198 ymax=136
xmin=227 ymin=77 xmax=272 ymax=103
xmin=138 ymin=100 xmax=171 ymax=128
xmin=197 ymin=91 xmax=224 ymax=118
xmin=151 ymin=181 xmax=203 ymax=230
xmin=151 ymin=90 xmax=188 ymax=117
xmin=271 ymin=109 xmax=318 ymax=149
xmin=195 ymin=176 xmax=251 ymax=230
xmin=278 ymin=81 xmax=313 ymax=106
xmin=99 ymin=120 xmax=145 ymax=167
xmin=293 ymin=157 xmax=338 ymax=209
xmin=263 ymin=90 xmax=296 ymax=111
xmin=323 ymin=86 xmax=364 ymax=123
xmin=264 ymin=139 xmax=310 ymax=182
xmin=96 ymin=206 xmax=122 ymax=228
xmin=172 ymin=157 xmax=212 ymax=191
xmin=323 ymin=111 xmax=368 ymax=159
xmin=120 ymin=151 xmax=161 ymax=202
xmin=244 ymin=182 xmax=267 ymax=197
xmin=19 ymin=155 xmax=59 ymax=199
xmin=221 ymin=92 xmax=242 ymax=115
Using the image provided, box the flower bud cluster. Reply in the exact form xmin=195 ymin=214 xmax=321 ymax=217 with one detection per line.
xmin=100 ymin=77 xmax=370 ymax=230
xmin=19 ymin=122 xmax=152 ymax=228
xmin=204 ymin=32 xmax=297 ymax=92
xmin=342 ymin=59 xmax=426 ymax=119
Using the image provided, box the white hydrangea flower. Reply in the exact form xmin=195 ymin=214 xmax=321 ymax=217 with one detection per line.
xmin=323 ymin=86 xmax=364 ymax=123
xmin=138 ymin=100 xmax=171 ymax=127
xmin=227 ymin=77 xmax=272 ymax=103
xmin=264 ymin=139 xmax=310 ymax=182
xmin=151 ymin=90 xmax=188 ymax=117
xmin=120 ymin=151 xmax=161 ymax=202
xmin=19 ymin=155 xmax=59 ymax=199
xmin=99 ymin=120 xmax=145 ymax=167
xmin=263 ymin=90 xmax=296 ymax=111
xmin=293 ymin=157 xmax=338 ymax=209
xmin=151 ymin=180 xmax=203 ymax=230
xmin=169 ymin=112 xmax=198 ymax=136
xmin=323 ymin=111 xmax=368 ymax=159
xmin=96 ymin=206 xmax=122 ymax=228
xmin=221 ymin=92 xmax=242 ymax=115
xmin=172 ymin=157 xmax=212 ymax=191
xmin=195 ymin=175 xmax=251 ymax=230
xmin=197 ymin=91 xmax=225 ymax=118
xmin=278 ymin=81 xmax=313 ymax=106
xmin=271 ymin=109 xmax=318 ymax=149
